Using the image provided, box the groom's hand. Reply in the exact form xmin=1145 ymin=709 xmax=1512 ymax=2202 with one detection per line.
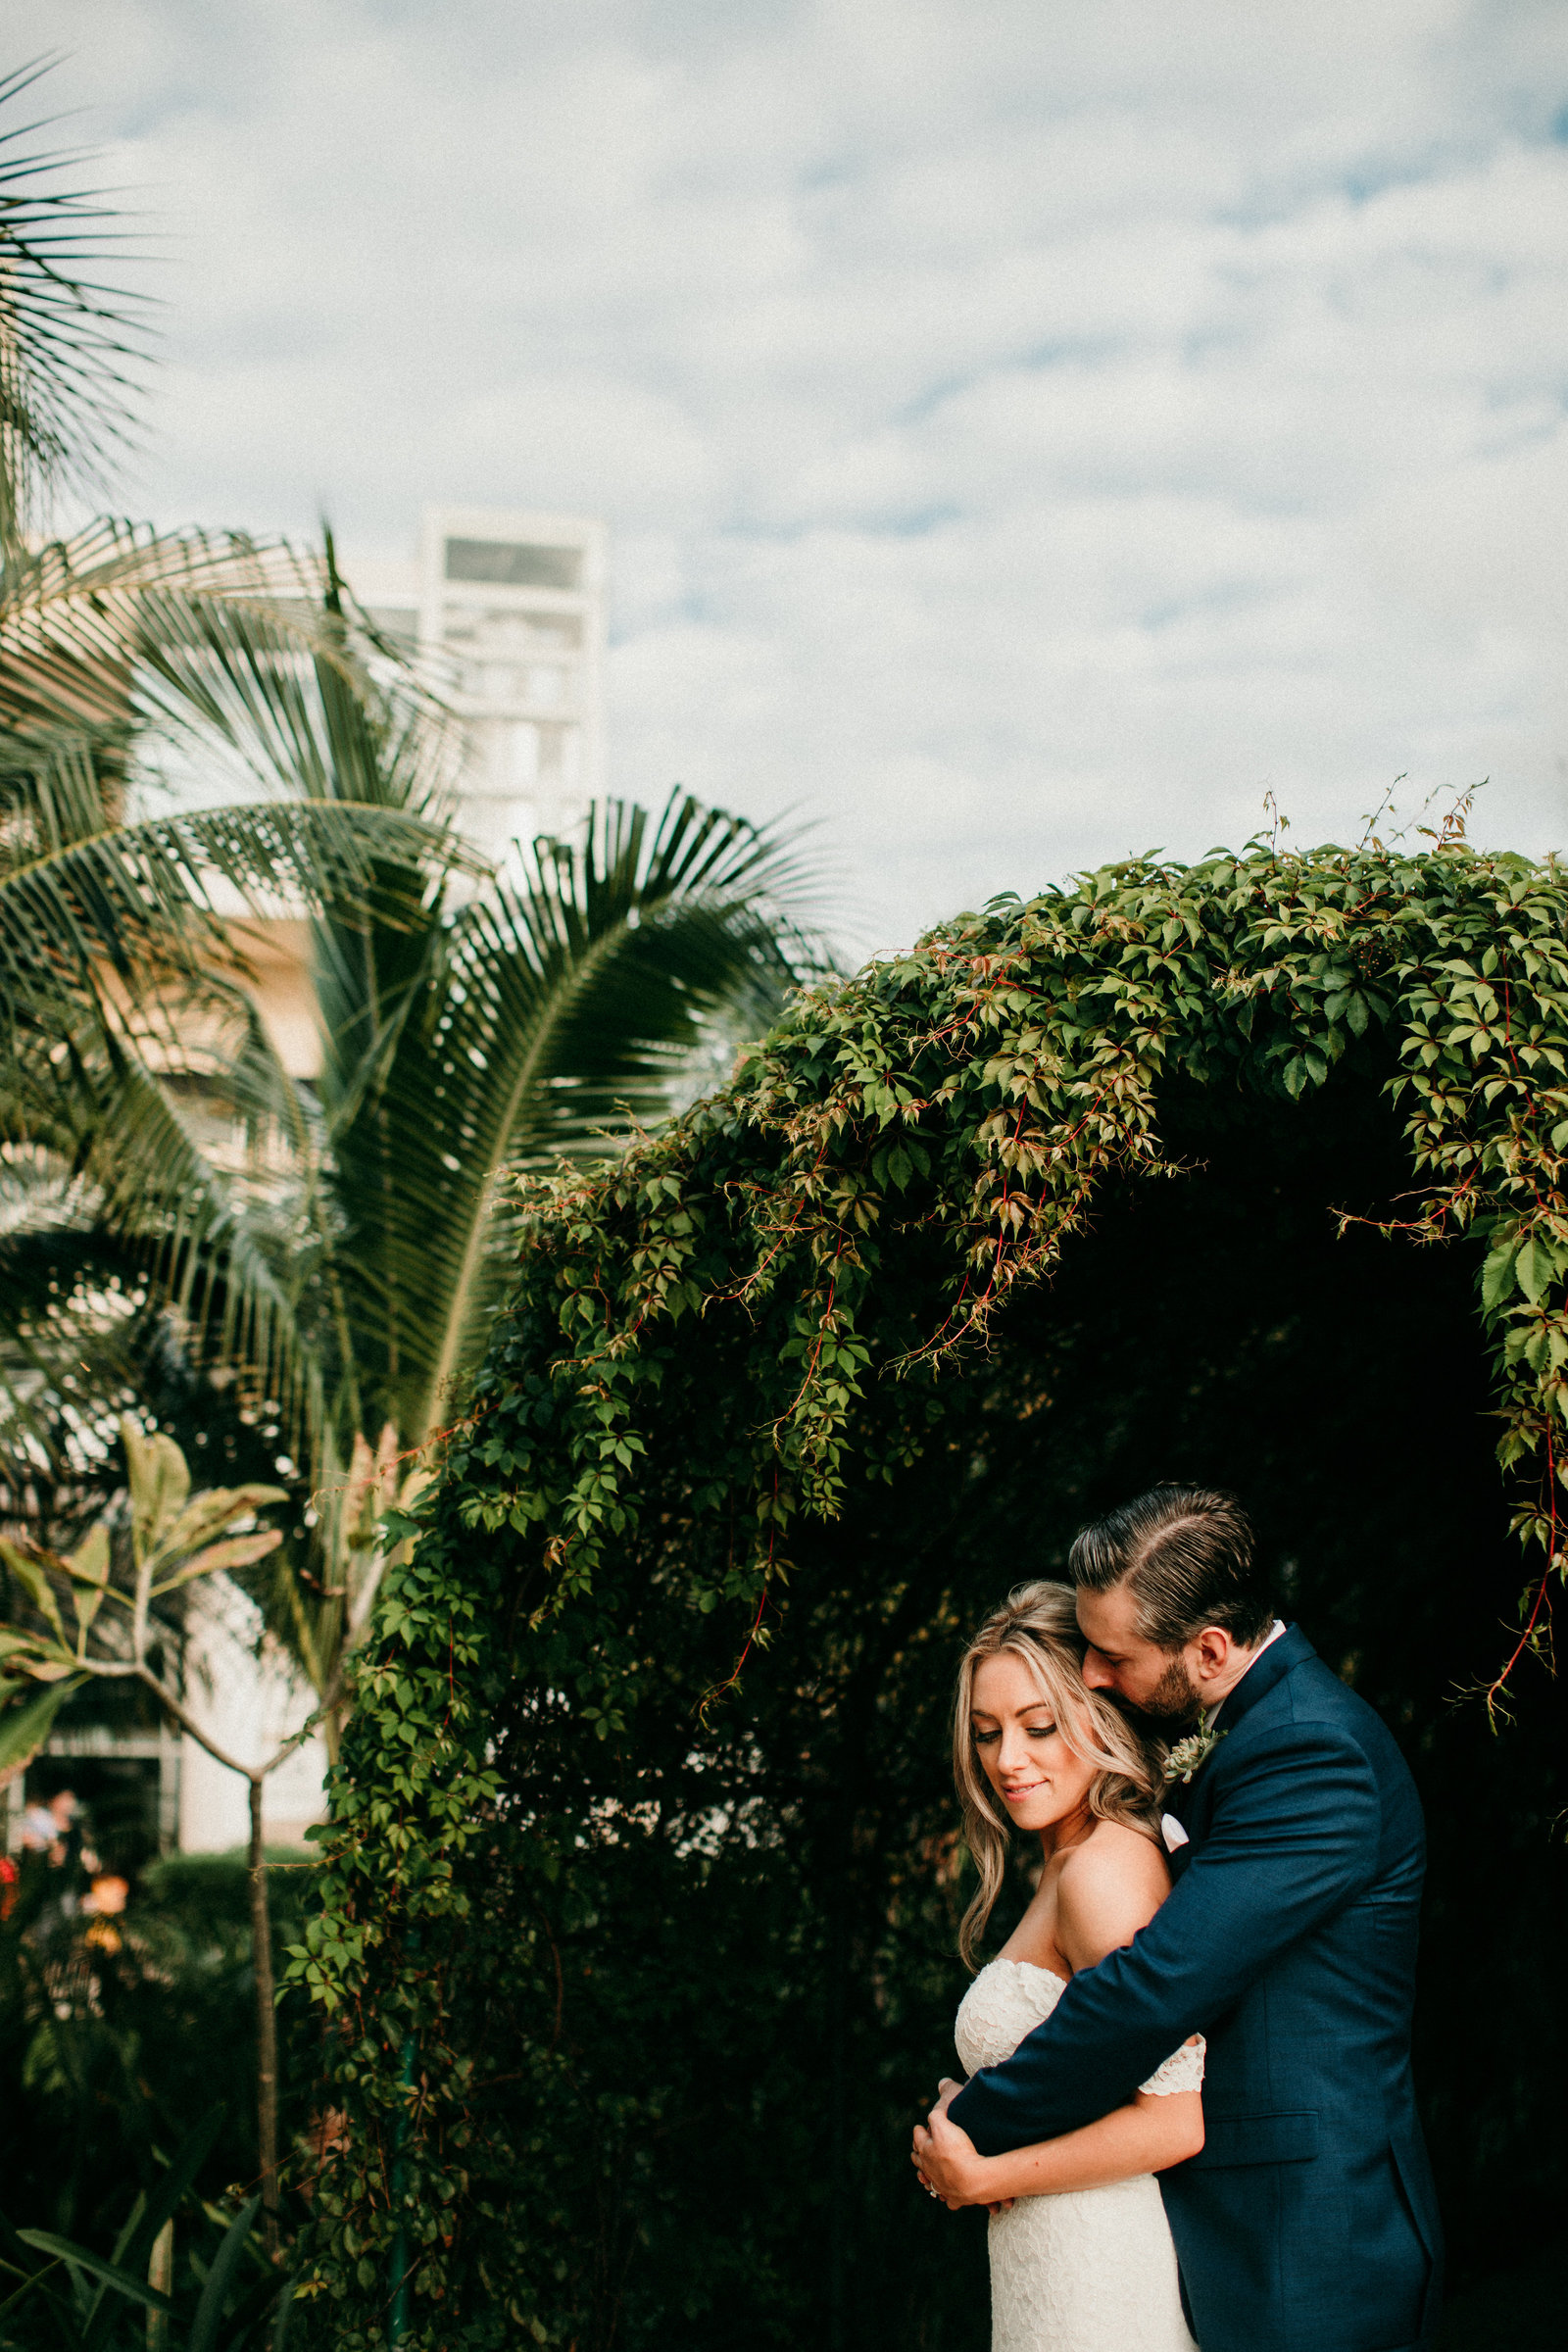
xmin=912 ymin=2079 xmax=995 ymax=2210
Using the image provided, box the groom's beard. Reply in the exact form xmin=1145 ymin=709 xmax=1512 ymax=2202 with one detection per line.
xmin=1140 ymin=1652 xmax=1204 ymax=1725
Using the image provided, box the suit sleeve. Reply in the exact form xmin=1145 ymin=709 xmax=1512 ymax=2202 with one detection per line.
xmin=947 ymin=1715 xmax=1381 ymax=2157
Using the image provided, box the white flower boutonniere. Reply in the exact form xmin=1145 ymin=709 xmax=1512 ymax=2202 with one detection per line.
xmin=1162 ymin=1715 xmax=1227 ymax=1786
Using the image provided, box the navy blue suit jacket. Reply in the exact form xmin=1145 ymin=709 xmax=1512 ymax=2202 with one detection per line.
xmin=948 ymin=1627 xmax=1443 ymax=2352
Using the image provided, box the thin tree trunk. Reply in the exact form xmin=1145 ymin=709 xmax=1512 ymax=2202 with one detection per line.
xmin=248 ymin=1775 xmax=280 ymax=2254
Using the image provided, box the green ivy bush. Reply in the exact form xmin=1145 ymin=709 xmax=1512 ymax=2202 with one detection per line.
xmin=287 ymin=840 xmax=1568 ymax=2347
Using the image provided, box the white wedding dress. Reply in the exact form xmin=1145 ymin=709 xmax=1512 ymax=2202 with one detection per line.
xmin=954 ymin=1958 xmax=1203 ymax=2352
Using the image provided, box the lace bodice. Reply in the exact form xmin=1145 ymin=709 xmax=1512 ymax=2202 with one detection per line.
xmin=955 ymin=1956 xmax=1204 ymax=2095
xmin=953 ymin=1958 xmax=1202 ymax=2352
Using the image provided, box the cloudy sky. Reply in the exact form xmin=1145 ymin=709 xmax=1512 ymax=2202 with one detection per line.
xmin=20 ymin=0 xmax=1568 ymax=956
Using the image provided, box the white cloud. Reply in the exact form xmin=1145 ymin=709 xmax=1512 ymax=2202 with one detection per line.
xmin=16 ymin=0 xmax=1568 ymax=956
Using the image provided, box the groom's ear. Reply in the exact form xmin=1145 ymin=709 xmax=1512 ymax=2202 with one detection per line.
xmin=1192 ymin=1626 xmax=1233 ymax=1679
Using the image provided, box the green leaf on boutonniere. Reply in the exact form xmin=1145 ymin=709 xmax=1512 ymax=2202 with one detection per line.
xmin=1162 ymin=1718 xmax=1227 ymax=1785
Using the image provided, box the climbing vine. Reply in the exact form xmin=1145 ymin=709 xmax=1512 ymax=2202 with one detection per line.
xmin=286 ymin=836 xmax=1568 ymax=2346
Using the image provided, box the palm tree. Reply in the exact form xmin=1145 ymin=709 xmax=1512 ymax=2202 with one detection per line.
xmin=0 ymin=57 xmax=467 ymax=1370
xmin=0 ymin=55 xmax=474 ymax=1625
xmin=0 ymin=59 xmax=823 ymax=1753
xmin=97 ymin=542 xmax=818 ymax=1745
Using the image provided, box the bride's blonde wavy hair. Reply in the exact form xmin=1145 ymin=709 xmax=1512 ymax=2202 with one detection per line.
xmin=954 ymin=1580 xmax=1163 ymax=1970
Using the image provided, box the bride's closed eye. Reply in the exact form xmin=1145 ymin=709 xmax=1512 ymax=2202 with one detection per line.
xmin=972 ymin=1720 xmax=1057 ymax=1746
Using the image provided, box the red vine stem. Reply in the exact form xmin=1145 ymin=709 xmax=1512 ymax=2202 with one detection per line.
xmin=1486 ymin=1416 xmax=1559 ymax=1722
xmin=695 ymin=1475 xmax=778 ymax=1724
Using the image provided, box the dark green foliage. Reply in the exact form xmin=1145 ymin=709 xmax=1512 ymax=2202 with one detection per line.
xmin=5 ymin=2172 xmax=288 ymax=2352
xmin=0 ymin=1848 xmax=316 ymax=2264
xmin=289 ymin=841 xmax=1568 ymax=2345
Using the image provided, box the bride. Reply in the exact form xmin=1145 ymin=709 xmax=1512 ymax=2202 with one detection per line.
xmin=911 ymin=1583 xmax=1204 ymax=2352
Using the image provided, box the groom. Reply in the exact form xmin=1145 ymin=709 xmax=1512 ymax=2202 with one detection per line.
xmin=924 ymin=1487 xmax=1443 ymax=2352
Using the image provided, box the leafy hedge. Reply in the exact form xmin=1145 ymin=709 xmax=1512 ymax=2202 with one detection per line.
xmin=286 ymin=839 xmax=1568 ymax=2345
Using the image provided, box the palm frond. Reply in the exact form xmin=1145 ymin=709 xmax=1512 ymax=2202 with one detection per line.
xmin=312 ymin=527 xmax=456 ymax=817
xmin=327 ymin=790 xmax=823 ymax=1440
xmin=0 ymin=55 xmax=157 ymax=548
xmin=0 ymin=1147 xmax=167 ymax=1546
xmin=0 ymin=719 xmax=112 ymax=855
xmin=0 ymin=793 xmax=472 ymax=1058
xmin=0 ymin=520 xmax=458 ymax=808
xmin=7 ymin=1048 xmax=323 ymax=1441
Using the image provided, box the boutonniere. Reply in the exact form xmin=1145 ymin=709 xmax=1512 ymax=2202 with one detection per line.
xmin=1162 ymin=1714 xmax=1226 ymax=1786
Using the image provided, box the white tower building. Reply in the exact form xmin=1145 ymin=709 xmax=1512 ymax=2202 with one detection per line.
xmin=347 ymin=506 xmax=607 ymax=859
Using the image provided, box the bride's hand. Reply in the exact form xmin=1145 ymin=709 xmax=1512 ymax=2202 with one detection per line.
xmin=910 ymin=2135 xmax=963 ymax=2210
xmin=911 ymin=2082 xmax=992 ymax=2209
xmin=912 ymin=2075 xmax=966 ymax=2203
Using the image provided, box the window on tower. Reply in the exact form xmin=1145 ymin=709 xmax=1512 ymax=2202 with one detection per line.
xmin=444 ymin=539 xmax=583 ymax=591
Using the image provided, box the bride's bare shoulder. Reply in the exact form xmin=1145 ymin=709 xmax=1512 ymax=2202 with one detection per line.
xmin=1060 ymin=1817 xmax=1169 ymax=1896
xmin=1055 ymin=1820 xmax=1170 ymax=1966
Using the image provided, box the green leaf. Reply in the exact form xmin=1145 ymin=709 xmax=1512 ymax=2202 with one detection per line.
xmin=1514 ymin=1233 xmax=1560 ymax=1305
xmin=1481 ymin=1239 xmax=1521 ymax=1312
xmin=0 ymin=1540 xmax=70 ymax=1646
xmin=186 ymin=2196 xmax=264 ymax=2352
xmin=81 ymin=2105 xmax=227 ymax=2352
xmin=0 ymin=58 xmax=156 ymax=544
xmin=67 ymin=1525 xmax=110 ymax=1587
xmin=14 ymin=2232 xmax=173 ymax=2317
xmin=122 ymin=1421 xmax=192 ymax=1568
xmin=150 ymin=1528 xmax=282 ymax=1596
xmin=0 ymin=2255 xmax=64 ymax=2326
xmin=147 ymin=1486 xmax=289 ymax=1575
xmin=0 ymin=1674 xmax=88 ymax=1776
xmin=68 ymin=1523 xmax=110 ymax=1641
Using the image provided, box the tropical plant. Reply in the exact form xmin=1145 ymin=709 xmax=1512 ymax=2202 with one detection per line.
xmin=236 ymin=753 xmax=820 ymax=1757
xmin=0 ymin=1421 xmax=315 ymax=2231
xmin=1 ymin=2108 xmax=292 ymax=2351
xmin=8 ymin=635 xmax=820 ymax=1767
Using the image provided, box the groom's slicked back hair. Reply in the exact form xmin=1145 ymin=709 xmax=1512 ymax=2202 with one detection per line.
xmin=1069 ymin=1487 xmax=1274 ymax=1651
